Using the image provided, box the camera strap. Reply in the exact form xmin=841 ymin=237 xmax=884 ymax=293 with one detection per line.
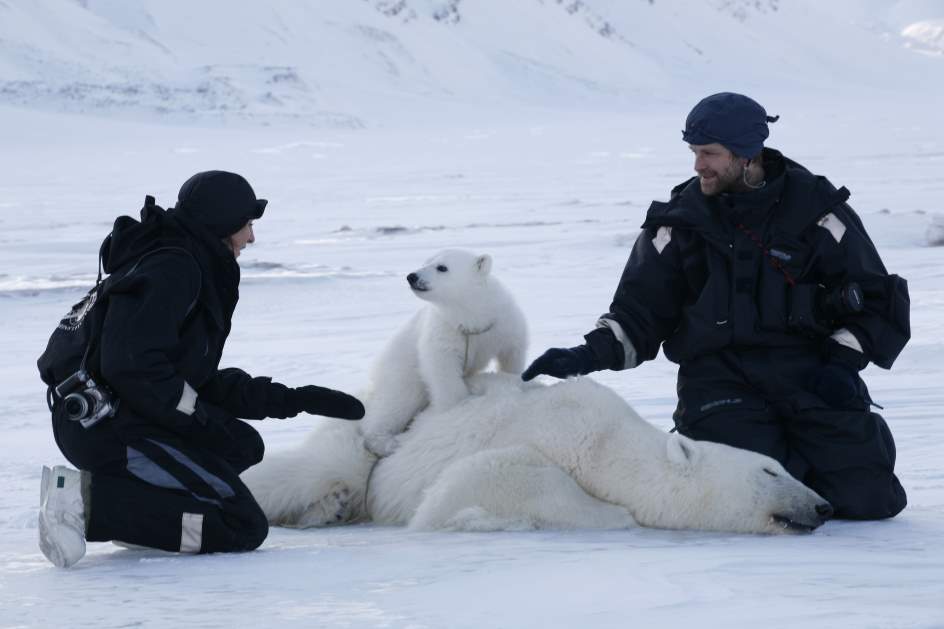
xmin=735 ymin=222 xmax=797 ymax=287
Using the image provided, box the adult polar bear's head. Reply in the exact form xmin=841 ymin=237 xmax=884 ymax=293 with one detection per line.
xmin=649 ymin=433 xmax=833 ymax=534
xmin=407 ymin=249 xmax=493 ymax=307
xmin=530 ymin=377 xmax=833 ymax=535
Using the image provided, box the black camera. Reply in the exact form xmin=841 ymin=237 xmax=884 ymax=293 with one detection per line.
xmin=55 ymin=369 xmax=118 ymax=428
xmin=820 ymin=283 xmax=864 ymax=320
xmin=788 ymin=282 xmax=864 ymax=336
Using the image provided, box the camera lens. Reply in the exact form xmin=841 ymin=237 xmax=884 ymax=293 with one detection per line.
xmin=63 ymin=393 xmax=89 ymax=420
xmin=817 ymin=282 xmax=864 ymax=322
xmin=842 ymin=283 xmax=864 ymax=314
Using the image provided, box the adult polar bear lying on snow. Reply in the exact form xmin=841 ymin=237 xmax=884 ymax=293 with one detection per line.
xmin=243 ymin=373 xmax=833 ymax=534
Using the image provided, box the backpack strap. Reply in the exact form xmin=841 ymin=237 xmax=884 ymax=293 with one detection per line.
xmin=114 ymin=246 xmax=201 ymax=307
xmin=80 ymin=246 xmax=201 ymax=374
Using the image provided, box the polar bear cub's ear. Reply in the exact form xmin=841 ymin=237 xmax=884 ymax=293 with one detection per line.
xmin=475 ymin=254 xmax=493 ymax=276
xmin=666 ymin=433 xmax=700 ymax=468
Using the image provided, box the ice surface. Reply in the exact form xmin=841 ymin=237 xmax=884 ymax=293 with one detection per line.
xmin=2 ymin=99 xmax=942 ymax=627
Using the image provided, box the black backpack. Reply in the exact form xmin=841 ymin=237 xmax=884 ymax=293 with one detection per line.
xmin=38 ymin=197 xmax=199 ymax=415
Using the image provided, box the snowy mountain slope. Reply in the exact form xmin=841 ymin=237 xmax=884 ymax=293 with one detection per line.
xmin=0 ymin=0 xmax=939 ymax=124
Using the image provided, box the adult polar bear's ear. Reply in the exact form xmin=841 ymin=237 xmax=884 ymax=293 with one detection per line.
xmin=475 ymin=254 xmax=493 ymax=277
xmin=666 ymin=433 xmax=701 ymax=469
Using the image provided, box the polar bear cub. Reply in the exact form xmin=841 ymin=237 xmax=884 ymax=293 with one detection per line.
xmin=361 ymin=249 xmax=528 ymax=457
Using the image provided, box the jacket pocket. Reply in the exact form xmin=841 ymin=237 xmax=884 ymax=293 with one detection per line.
xmin=672 ymin=390 xmax=769 ymax=431
xmin=757 ymin=231 xmax=813 ymax=333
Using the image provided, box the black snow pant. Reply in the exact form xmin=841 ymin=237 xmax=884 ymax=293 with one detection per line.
xmin=672 ymin=348 xmax=907 ymax=520
xmin=51 ymin=402 xmax=269 ymax=554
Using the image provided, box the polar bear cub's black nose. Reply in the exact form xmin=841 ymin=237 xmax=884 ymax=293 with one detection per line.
xmin=407 ymin=273 xmax=419 ymax=286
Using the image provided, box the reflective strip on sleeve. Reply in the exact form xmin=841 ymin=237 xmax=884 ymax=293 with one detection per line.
xmin=817 ymin=213 xmax=847 ymax=243
xmin=180 ymin=513 xmax=204 ymax=553
xmin=651 ymin=226 xmax=673 ymax=254
xmin=596 ymin=318 xmax=639 ymax=369
xmin=831 ymin=327 xmax=864 ymax=353
xmin=176 ymin=381 xmax=198 ymax=416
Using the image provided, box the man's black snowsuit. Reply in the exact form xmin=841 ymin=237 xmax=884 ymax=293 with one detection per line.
xmin=590 ymin=149 xmax=909 ymax=519
xmin=51 ymin=205 xmax=300 ymax=553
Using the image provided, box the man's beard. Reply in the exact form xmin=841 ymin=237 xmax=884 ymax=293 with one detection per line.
xmin=698 ymin=159 xmax=744 ymax=196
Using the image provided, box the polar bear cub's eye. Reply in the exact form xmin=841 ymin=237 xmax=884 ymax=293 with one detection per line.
xmin=763 ymin=468 xmax=779 ymax=477
xmin=436 ymin=265 xmax=448 ymax=272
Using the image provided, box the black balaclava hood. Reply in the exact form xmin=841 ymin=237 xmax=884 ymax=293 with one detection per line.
xmin=175 ymin=170 xmax=267 ymax=238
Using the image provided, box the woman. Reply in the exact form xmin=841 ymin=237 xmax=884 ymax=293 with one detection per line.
xmin=38 ymin=170 xmax=364 ymax=568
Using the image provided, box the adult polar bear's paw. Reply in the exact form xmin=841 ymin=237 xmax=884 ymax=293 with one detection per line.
xmin=280 ymin=483 xmax=353 ymax=528
xmin=409 ymin=445 xmax=635 ymax=531
xmin=242 ymin=419 xmax=373 ymax=527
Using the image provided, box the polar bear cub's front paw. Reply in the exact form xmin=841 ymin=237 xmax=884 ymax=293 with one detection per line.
xmin=364 ymin=432 xmax=402 ymax=458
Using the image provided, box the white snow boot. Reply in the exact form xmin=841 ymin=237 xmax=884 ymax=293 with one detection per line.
xmin=38 ymin=465 xmax=88 ymax=568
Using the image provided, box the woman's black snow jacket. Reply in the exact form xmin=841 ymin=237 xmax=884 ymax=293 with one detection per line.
xmin=96 ymin=204 xmax=291 ymax=440
xmin=595 ymin=149 xmax=910 ymax=371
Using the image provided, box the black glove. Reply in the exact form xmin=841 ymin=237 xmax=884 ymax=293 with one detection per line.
xmin=281 ymin=385 xmax=365 ymax=420
xmin=522 ymin=345 xmax=599 ymax=381
xmin=810 ymin=341 xmax=869 ymax=408
xmin=810 ymin=362 xmax=861 ymax=408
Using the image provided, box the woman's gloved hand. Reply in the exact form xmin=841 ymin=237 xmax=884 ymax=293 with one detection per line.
xmin=278 ymin=385 xmax=365 ymax=420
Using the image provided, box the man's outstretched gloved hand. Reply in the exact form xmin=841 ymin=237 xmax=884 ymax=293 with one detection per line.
xmin=283 ymin=385 xmax=365 ymax=420
xmin=811 ymin=362 xmax=861 ymax=408
xmin=521 ymin=345 xmax=599 ymax=381
xmin=810 ymin=341 xmax=869 ymax=409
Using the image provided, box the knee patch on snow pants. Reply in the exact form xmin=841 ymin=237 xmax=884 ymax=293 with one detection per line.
xmin=51 ymin=407 xmax=269 ymax=553
xmin=788 ymin=408 xmax=906 ymax=520
xmin=678 ymin=404 xmax=906 ymax=521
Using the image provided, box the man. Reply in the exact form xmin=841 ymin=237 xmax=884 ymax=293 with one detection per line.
xmin=523 ymin=93 xmax=910 ymax=520
xmin=38 ymin=171 xmax=365 ymax=567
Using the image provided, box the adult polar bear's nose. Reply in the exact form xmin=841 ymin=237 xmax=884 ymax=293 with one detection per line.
xmin=816 ymin=502 xmax=834 ymax=521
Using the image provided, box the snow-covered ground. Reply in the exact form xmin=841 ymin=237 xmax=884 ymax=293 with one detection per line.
xmin=2 ymin=97 xmax=943 ymax=627
xmin=2 ymin=0 xmax=944 ymax=627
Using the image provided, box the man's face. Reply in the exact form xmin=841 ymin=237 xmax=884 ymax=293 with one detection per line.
xmin=689 ymin=143 xmax=744 ymax=196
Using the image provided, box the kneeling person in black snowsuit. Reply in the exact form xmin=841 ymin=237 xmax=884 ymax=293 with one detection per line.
xmin=523 ymin=93 xmax=910 ymax=522
xmin=38 ymin=171 xmax=365 ymax=568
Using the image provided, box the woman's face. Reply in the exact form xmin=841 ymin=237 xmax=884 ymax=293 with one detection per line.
xmin=227 ymin=221 xmax=255 ymax=258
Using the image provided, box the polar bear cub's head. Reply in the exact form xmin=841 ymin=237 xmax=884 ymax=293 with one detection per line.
xmin=406 ymin=249 xmax=493 ymax=306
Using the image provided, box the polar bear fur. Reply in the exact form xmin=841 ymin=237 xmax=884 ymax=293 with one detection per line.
xmin=359 ymin=249 xmax=528 ymax=456
xmin=243 ymin=373 xmax=832 ymax=535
